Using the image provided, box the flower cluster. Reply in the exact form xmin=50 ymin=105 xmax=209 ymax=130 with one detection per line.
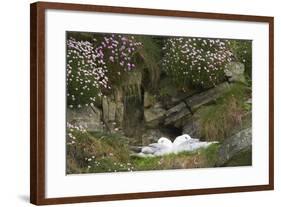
xmin=66 ymin=34 xmax=142 ymax=108
xmin=99 ymin=34 xmax=142 ymax=87
xmin=162 ymin=37 xmax=234 ymax=89
xmin=101 ymin=34 xmax=141 ymax=71
xmin=66 ymin=122 xmax=86 ymax=145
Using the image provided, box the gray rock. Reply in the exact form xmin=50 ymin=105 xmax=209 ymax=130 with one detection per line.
xmin=67 ymin=106 xmax=104 ymax=132
xmin=216 ymin=128 xmax=252 ymax=166
xmin=165 ymin=107 xmax=191 ymax=126
xmin=164 ymin=82 xmax=230 ymax=125
xmin=185 ymin=82 xmax=230 ymax=110
xmin=121 ymin=70 xmax=142 ymax=101
xmin=144 ymin=103 xmax=166 ymax=127
xmin=114 ymin=89 xmax=124 ymax=126
xmin=165 ymin=102 xmax=187 ymax=117
xmin=182 ymin=117 xmax=201 ymax=138
xmin=224 ymin=62 xmax=246 ymax=83
xmin=223 ymin=148 xmax=252 ymax=166
xmin=115 ymin=104 xmax=124 ymax=125
xmin=144 ymin=92 xmax=156 ymax=108
xmin=102 ymin=96 xmax=116 ymax=122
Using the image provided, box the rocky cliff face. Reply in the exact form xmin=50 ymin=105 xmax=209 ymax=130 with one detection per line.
xmin=67 ymin=106 xmax=104 ymax=132
xmin=67 ymin=62 xmax=250 ymax=148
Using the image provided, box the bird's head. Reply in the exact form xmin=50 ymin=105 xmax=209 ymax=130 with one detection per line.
xmin=158 ymin=137 xmax=173 ymax=147
xmin=173 ymin=134 xmax=192 ymax=146
xmin=182 ymin=134 xmax=192 ymax=141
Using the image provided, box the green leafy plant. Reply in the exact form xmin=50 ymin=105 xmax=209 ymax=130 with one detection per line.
xmin=198 ymin=83 xmax=251 ymax=141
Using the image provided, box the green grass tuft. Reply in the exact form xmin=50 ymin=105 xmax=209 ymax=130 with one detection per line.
xmin=199 ymin=143 xmax=220 ymax=166
xmin=198 ymin=83 xmax=251 ymax=141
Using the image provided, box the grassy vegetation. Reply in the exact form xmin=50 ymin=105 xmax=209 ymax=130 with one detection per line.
xmin=67 ymin=129 xmax=221 ymax=174
xmin=132 ymin=143 xmax=220 ymax=170
xmin=197 ymin=83 xmax=251 ymax=141
xmin=67 ymin=130 xmax=131 ymax=173
xmin=202 ymin=143 xmax=221 ymax=166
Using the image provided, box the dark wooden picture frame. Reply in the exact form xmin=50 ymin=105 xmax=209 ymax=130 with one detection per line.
xmin=30 ymin=1 xmax=274 ymax=205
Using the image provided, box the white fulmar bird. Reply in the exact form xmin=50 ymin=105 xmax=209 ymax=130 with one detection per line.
xmin=133 ymin=134 xmax=218 ymax=157
xmin=172 ymin=134 xmax=217 ymax=154
xmin=137 ymin=137 xmax=173 ymax=157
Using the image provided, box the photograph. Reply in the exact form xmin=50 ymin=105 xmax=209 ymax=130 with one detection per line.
xmin=29 ymin=2 xmax=274 ymax=204
xmin=66 ymin=31 xmax=252 ymax=174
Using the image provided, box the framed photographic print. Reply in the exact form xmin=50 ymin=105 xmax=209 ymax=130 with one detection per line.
xmin=30 ymin=1 xmax=274 ymax=205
